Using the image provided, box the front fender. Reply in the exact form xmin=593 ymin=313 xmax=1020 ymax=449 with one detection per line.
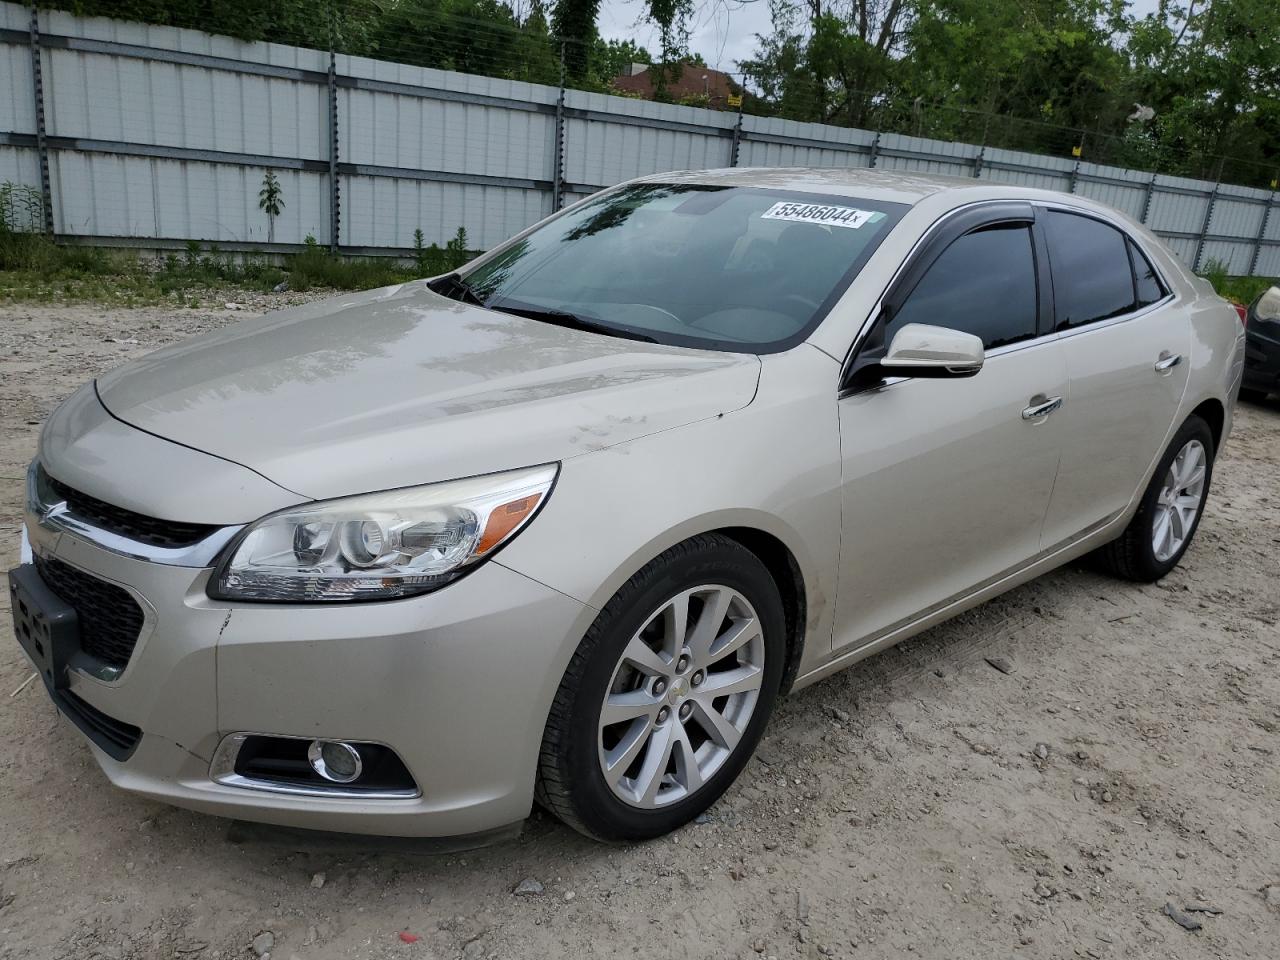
xmin=496 ymin=345 xmax=843 ymax=673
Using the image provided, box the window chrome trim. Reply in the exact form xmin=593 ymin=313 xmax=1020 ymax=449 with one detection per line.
xmin=838 ymin=196 xmax=1183 ymax=391
xmin=209 ymin=733 xmax=422 ymax=801
xmin=27 ymin=460 xmax=241 ymax=568
xmin=838 ymin=199 xmax=1044 ymax=383
xmin=1051 ymin=292 xmax=1176 ymax=341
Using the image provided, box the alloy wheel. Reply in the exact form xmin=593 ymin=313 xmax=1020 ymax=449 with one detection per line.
xmin=597 ymin=584 xmax=766 ymax=808
xmin=1152 ymin=438 xmax=1206 ymax=563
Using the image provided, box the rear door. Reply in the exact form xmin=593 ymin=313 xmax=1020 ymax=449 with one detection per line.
xmin=833 ymin=203 xmax=1068 ymax=651
xmin=1038 ymin=209 xmax=1191 ymax=548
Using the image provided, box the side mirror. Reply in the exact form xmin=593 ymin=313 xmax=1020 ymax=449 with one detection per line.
xmin=881 ymin=323 xmax=984 ymax=379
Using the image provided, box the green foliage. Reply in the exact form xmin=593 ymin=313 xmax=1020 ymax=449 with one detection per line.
xmin=1209 ymin=275 xmax=1278 ymax=306
xmin=593 ymin=37 xmax=652 ymax=87
xmin=0 ymin=181 xmax=44 ymax=233
xmin=46 ymin=0 xmax=370 ymax=49
xmin=1199 ymin=259 xmax=1277 ymax=306
xmin=258 ymin=170 xmax=284 ymax=243
xmin=0 ymin=226 xmax=481 ymax=304
xmin=287 ymin=244 xmax=413 ymax=291
xmin=745 ymin=0 xmax=1280 ymax=184
xmin=552 ymin=0 xmax=601 ymax=80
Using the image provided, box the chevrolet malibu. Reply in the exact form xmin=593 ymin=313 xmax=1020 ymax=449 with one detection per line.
xmin=10 ymin=169 xmax=1246 ymax=842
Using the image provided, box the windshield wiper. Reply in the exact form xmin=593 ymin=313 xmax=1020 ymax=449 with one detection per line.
xmin=490 ymin=304 xmax=659 ymax=343
xmin=429 ymin=273 xmax=486 ymax=307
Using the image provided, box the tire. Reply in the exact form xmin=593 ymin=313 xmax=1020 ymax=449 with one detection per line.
xmin=535 ymin=534 xmax=786 ymax=842
xmin=1239 ymin=387 xmax=1268 ymax=404
xmin=1091 ymin=415 xmax=1215 ymax=583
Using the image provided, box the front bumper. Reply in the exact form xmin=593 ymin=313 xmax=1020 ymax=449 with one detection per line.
xmin=15 ymin=517 xmax=591 ymax=837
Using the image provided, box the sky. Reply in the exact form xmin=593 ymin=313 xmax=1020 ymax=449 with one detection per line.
xmin=597 ymin=0 xmax=1167 ymax=74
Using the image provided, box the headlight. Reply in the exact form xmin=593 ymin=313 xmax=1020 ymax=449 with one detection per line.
xmin=209 ymin=464 xmax=557 ymax=602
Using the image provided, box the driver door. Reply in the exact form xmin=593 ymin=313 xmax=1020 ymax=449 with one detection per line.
xmin=832 ymin=204 xmax=1068 ymax=652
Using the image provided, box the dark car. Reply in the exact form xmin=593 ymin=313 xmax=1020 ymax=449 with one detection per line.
xmin=1242 ymin=286 xmax=1280 ymax=402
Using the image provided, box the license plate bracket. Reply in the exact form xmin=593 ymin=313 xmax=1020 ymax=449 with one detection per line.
xmin=8 ymin=563 xmax=79 ymax=690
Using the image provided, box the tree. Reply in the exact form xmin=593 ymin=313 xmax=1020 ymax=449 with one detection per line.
xmin=593 ymin=37 xmax=652 ymax=87
xmin=258 ymin=169 xmax=284 ymax=244
xmin=900 ymin=0 xmax=1131 ymax=150
xmin=551 ymin=0 xmax=601 ymax=80
xmin=741 ymin=0 xmax=912 ymax=125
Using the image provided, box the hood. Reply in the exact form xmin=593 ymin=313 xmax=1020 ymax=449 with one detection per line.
xmin=95 ymin=282 xmax=760 ymax=500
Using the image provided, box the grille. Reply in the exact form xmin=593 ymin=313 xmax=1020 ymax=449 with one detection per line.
xmin=40 ymin=465 xmax=218 ymax=549
xmin=34 ymin=555 xmax=145 ymax=670
xmin=55 ymin=688 xmax=142 ymax=761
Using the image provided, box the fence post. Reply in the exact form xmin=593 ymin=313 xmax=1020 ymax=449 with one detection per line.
xmin=551 ymin=41 xmax=566 ymax=211
xmin=28 ymin=4 xmax=54 ymax=236
xmin=728 ymin=85 xmax=744 ymax=167
xmin=326 ymin=21 xmax=340 ymax=253
xmin=867 ymin=131 xmax=880 ymax=169
xmin=1249 ymin=193 xmax=1275 ymax=278
xmin=1140 ymin=173 xmax=1157 ymax=224
xmin=972 ymin=145 xmax=985 ymax=179
xmin=1192 ymin=180 xmax=1219 ymax=274
xmin=1068 ymin=160 xmax=1080 ymax=194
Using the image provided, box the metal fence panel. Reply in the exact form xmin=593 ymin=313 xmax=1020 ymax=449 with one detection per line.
xmin=1199 ymin=239 xmax=1255 ymax=275
xmin=342 ymin=175 xmax=548 ymax=250
xmin=0 ymin=143 xmax=38 ymax=184
xmin=0 ymin=0 xmax=1276 ymax=273
xmin=0 ymin=27 xmax=33 ymax=134
xmin=562 ymin=91 xmax=733 ymax=187
xmin=1147 ymin=186 xmax=1211 ymax=235
xmin=48 ymin=151 xmax=330 ymax=243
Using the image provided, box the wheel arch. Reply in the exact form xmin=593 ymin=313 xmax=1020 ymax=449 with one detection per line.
xmin=1188 ymin=396 xmax=1225 ymax=452
xmin=712 ymin=526 xmax=808 ymax=695
xmin=568 ymin=510 xmax=821 ymax=697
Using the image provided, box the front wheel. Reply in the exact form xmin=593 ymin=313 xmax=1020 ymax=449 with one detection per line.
xmin=1092 ymin=415 xmax=1215 ymax=582
xmin=536 ymin=535 xmax=786 ymax=841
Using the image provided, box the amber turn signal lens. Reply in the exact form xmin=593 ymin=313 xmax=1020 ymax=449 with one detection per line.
xmin=477 ymin=493 xmax=543 ymax=554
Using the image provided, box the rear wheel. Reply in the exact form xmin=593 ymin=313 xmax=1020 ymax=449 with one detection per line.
xmin=536 ymin=534 xmax=785 ymax=841
xmin=1092 ymin=415 xmax=1215 ymax=582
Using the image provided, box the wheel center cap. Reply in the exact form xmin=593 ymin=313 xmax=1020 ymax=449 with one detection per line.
xmin=668 ymin=676 xmax=690 ymax=704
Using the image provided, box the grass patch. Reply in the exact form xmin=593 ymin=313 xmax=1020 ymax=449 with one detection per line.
xmin=1200 ymin=258 xmax=1278 ymax=306
xmin=0 ymin=234 xmax=478 ymax=306
xmin=1 ymin=179 xmax=477 ymax=305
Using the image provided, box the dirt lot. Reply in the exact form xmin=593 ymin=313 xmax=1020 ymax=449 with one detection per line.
xmin=1 ymin=297 xmax=1278 ymax=960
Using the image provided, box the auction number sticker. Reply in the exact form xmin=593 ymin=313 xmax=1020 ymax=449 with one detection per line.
xmin=761 ymin=201 xmax=884 ymax=229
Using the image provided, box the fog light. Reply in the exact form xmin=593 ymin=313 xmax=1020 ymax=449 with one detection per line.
xmin=307 ymin=739 xmax=363 ymax=783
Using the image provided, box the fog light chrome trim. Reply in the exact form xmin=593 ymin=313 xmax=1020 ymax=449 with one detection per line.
xmin=308 ymin=739 xmax=363 ymax=783
xmin=209 ymin=733 xmax=420 ymax=800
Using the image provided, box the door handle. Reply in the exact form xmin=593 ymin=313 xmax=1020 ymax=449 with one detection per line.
xmin=1022 ymin=395 xmax=1063 ymax=421
xmin=1154 ymin=352 xmax=1182 ymax=373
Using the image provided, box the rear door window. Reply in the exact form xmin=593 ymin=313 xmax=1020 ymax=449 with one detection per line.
xmin=1044 ymin=211 xmax=1138 ymax=329
xmin=887 ymin=224 xmax=1039 ymax=350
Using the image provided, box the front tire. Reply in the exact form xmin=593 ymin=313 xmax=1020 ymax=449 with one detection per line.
xmin=1092 ymin=415 xmax=1215 ymax=582
xmin=536 ymin=534 xmax=786 ymax=841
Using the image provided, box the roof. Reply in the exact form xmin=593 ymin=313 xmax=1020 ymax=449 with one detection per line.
xmin=612 ymin=65 xmax=739 ymax=108
xmin=632 ymin=167 xmax=1131 ymax=216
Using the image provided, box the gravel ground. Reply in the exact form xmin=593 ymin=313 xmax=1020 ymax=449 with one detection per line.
xmin=1 ymin=297 xmax=1279 ymax=960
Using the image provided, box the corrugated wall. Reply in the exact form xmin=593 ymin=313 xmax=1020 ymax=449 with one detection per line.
xmin=0 ymin=0 xmax=1276 ymax=274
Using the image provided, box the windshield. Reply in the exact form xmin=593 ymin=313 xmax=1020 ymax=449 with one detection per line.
xmin=458 ymin=183 xmax=908 ymax=352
